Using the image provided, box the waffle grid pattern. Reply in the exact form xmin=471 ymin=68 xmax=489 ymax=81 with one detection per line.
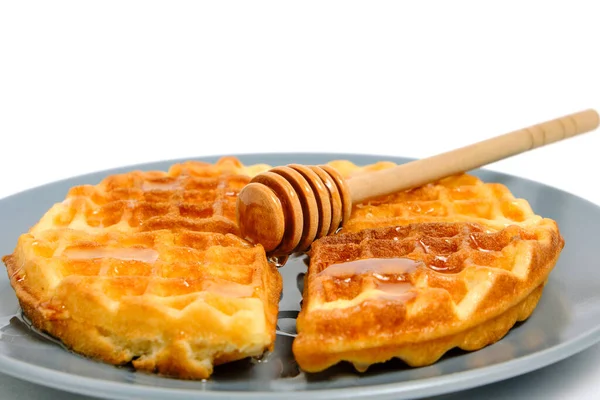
xmin=3 ymin=157 xmax=281 ymax=379
xmin=329 ymin=160 xmax=542 ymax=233
xmin=293 ymin=160 xmax=564 ymax=373
xmin=3 ymin=157 xmax=564 ymax=378
xmin=32 ymin=158 xmax=270 ymax=236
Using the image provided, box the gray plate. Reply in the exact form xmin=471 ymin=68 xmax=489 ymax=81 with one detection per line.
xmin=1 ymin=153 xmax=600 ymax=400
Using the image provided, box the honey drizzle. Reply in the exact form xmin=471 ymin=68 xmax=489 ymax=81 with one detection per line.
xmin=469 ymin=234 xmax=495 ymax=253
xmin=319 ymin=257 xmax=420 ymax=300
xmin=319 ymin=257 xmax=420 ymax=278
xmin=62 ymin=247 xmax=159 ymax=263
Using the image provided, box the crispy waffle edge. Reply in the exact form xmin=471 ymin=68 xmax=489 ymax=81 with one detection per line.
xmin=1 ymin=156 xmax=566 ymax=379
xmin=1 ymin=157 xmax=283 ymax=380
xmin=292 ymin=218 xmax=564 ymax=373
xmin=292 ymin=158 xmax=565 ymax=373
xmin=293 ymin=279 xmax=549 ymax=373
xmin=3 ymin=246 xmax=283 ymax=379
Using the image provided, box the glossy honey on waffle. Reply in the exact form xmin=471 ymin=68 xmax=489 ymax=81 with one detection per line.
xmin=3 ymin=157 xmax=565 ymax=379
xmin=3 ymin=157 xmax=282 ymax=379
xmin=293 ymin=160 xmax=564 ymax=373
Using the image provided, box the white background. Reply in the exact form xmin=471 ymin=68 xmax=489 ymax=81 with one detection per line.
xmin=1 ymin=1 xmax=599 ymax=399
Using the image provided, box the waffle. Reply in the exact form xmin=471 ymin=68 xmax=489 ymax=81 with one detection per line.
xmin=293 ymin=160 xmax=564 ymax=373
xmin=2 ymin=157 xmax=282 ymax=379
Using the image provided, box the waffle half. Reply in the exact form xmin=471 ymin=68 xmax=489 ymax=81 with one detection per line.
xmin=3 ymin=157 xmax=282 ymax=379
xmin=293 ymin=161 xmax=564 ymax=372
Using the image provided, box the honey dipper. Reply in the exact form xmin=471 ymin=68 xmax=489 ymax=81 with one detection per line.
xmin=236 ymin=109 xmax=599 ymax=256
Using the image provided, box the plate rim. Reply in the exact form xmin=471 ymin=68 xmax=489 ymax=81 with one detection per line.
xmin=1 ymin=151 xmax=600 ymax=400
xmin=0 ymin=325 xmax=599 ymax=400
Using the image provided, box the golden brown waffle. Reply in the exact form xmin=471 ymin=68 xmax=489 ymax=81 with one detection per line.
xmin=293 ymin=160 xmax=564 ymax=373
xmin=328 ymin=160 xmax=542 ymax=232
xmin=3 ymin=156 xmax=565 ymax=378
xmin=3 ymin=157 xmax=282 ymax=379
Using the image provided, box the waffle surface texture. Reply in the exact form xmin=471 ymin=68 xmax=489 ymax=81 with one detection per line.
xmin=3 ymin=157 xmax=282 ymax=379
xmin=293 ymin=160 xmax=564 ymax=372
xmin=3 ymin=157 xmax=565 ymax=378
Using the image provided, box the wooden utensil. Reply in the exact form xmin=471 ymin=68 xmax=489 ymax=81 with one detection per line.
xmin=236 ymin=109 xmax=599 ymax=256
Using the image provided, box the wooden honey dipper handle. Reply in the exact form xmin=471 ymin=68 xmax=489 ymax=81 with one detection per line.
xmin=348 ymin=109 xmax=600 ymax=203
xmin=237 ymin=109 xmax=599 ymax=256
